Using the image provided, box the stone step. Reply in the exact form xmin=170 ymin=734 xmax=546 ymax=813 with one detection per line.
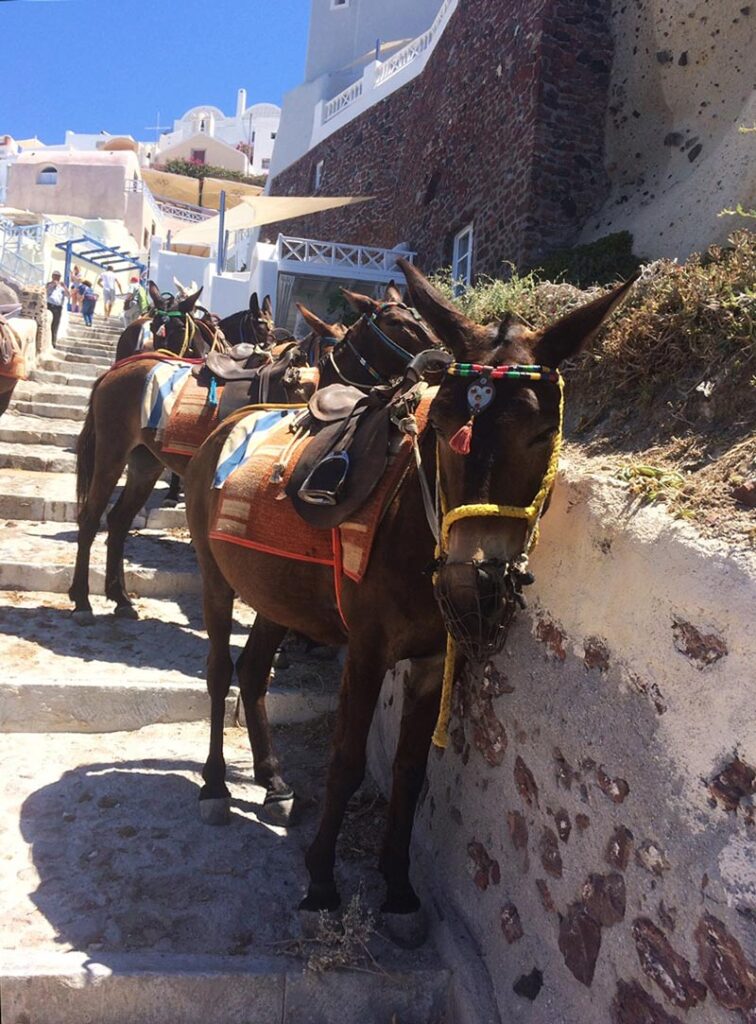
xmin=0 ymin=442 xmax=76 ymax=473
xmin=31 ymin=368 xmax=100 ymax=389
xmin=0 ymin=413 xmax=80 ymax=447
xmin=12 ymin=400 xmax=86 ymax=422
xmin=0 ymin=951 xmax=445 ymax=1024
xmin=0 ymin=520 xmax=198 ymax=598
xmin=53 ymin=351 xmax=112 ymax=367
xmin=39 ymin=360 xmax=103 ymax=381
xmin=0 ymin=592 xmax=339 ymax=731
xmin=0 ymin=469 xmax=186 ymax=527
xmin=57 ymin=340 xmax=116 ymax=356
xmin=0 ymin=716 xmax=444 ymax=1024
xmin=13 ymin=382 xmax=92 ymax=406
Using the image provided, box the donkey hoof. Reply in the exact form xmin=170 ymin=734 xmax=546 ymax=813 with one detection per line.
xmin=273 ymin=648 xmax=290 ymax=670
xmin=199 ymin=797 xmax=231 ymax=826
xmin=298 ymin=883 xmax=340 ymax=915
xmin=380 ymin=907 xmax=429 ymax=949
xmin=72 ymin=609 xmax=96 ymax=627
xmin=259 ymin=794 xmax=295 ymax=827
xmin=114 ymin=604 xmax=139 ymax=620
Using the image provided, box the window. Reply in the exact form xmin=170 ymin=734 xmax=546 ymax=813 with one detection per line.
xmin=261 ymin=157 xmax=271 ymax=170
xmin=271 ymin=131 xmax=277 ymax=140
xmin=330 ymin=0 xmax=349 ymax=7
xmin=313 ymin=159 xmax=324 ymax=190
xmin=452 ymin=223 xmax=474 ymax=295
xmin=36 ymin=166 xmax=58 ymax=185
xmin=190 ymin=149 xmax=206 ymax=164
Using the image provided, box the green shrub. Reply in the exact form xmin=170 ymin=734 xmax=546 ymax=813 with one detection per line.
xmin=158 ymin=159 xmax=265 ymax=189
xmin=527 ymin=231 xmax=643 ymax=288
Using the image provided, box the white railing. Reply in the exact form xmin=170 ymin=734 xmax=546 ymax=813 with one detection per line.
xmin=322 ymin=79 xmax=365 ymax=125
xmin=153 ymin=197 xmax=215 ymax=223
xmin=375 ymin=0 xmax=457 ymax=87
xmin=277 ymin=235 xmax=415 ymax=273
xmin=0 ymin=219 xmax=44 ymax=286
xmin=318 ymin=0 xmax=458 ymax=130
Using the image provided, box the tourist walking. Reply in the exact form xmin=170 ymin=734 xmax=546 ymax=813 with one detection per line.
xmin=80 ymin=281 xmax=98 ymax=327
xmin=97 ymin=269 xmax=121 ymax=319
xmin=123 ymin=275 xmax=149 ymax=327
xmin=69 ymin=264 xmax=83 ymax=312
xmin=45 ymin=271 xmax=69 ymax=345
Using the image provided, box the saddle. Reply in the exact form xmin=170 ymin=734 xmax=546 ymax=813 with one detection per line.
xmin=193 ymin=341 xmax=312 ymax=423
xmin=286 ymin=384 xmax=406 ymax=529
xmin=286 ymin=349 xmax=453 ymax=529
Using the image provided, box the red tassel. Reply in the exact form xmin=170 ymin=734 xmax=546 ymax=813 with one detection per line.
xmin=449 ymin=420 xmax=473 ymax=455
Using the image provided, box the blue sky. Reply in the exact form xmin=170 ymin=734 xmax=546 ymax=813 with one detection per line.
xmin=0 ymin=0 xmax=311 ymax=143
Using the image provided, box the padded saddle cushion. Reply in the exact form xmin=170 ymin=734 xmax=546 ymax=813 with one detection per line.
xmin=286 ymin=387 xmax=392 ymax=530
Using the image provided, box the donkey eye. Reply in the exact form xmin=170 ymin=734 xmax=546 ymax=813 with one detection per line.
xmin=529 ymin=427 xmax=556 ymax=447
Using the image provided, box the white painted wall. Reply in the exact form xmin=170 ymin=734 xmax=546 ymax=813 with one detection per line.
xmin=305 ymin=0 xmax=440 ymax=83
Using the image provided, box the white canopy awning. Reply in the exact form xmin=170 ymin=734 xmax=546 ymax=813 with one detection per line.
xmin=170 ymin=194 xmax=371 ymax=248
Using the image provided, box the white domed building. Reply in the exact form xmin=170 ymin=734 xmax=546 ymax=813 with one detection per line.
xmin=153 ymin=90 xmax=280 ymax=177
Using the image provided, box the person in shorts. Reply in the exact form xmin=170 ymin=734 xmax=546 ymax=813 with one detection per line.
xmin=97 ymin=269 xmax=121 ymax=318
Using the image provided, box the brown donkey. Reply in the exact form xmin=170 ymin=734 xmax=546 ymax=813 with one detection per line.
xmin=184 ymin=260 xmax=635 ymax=926
xmin=69 ymin=284 xmax=428 ymax=623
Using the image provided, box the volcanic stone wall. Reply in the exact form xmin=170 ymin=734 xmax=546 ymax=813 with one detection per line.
xmin=368 ymin=465 xmax=756 ymax=1024
xmin=266 ymin=0 xmax=614 ymax=277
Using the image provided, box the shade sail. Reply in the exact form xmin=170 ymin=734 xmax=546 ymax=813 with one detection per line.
xmin=170 ymin=194 xmax=371 ymax=247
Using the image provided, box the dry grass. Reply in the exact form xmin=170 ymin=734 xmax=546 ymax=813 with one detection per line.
xmin=436 ymin=231 xmax=756 ymax=544
xmin=274 ymin=890 xmax=380 ymax=974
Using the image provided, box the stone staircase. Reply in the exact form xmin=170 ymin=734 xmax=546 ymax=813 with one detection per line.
xmin=0 ymin=316 xmax=449 ymax=1022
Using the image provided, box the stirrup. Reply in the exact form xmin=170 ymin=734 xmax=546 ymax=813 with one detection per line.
xmin=298 ymin=450 xmax=350 ymax=506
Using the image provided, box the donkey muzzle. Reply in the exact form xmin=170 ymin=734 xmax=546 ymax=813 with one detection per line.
xmin=434 ymin=558 xmax=525 ymax=661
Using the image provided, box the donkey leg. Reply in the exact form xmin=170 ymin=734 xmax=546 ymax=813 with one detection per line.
xmin=69 ymin=457 xmax=127 ymax=625
xmin=163 ymin=472 xmax=182 ymax=508
xmin=301 ymin=647 xmax=385 ymax=912
xmin=236 ymin=616 xmax=291 ymax=802
xmin=105 ymin=447 xmax=164 ymax=618
xmin=379 ymin=653 xmax=443 ymax=931
xmin=199 ymin=562 xmax=236 ymax=826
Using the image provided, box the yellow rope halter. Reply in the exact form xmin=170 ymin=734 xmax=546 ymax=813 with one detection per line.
xmin=431 ymin=374 xmax=564 ymax=747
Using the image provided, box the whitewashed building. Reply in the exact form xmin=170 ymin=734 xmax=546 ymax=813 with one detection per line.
xmin=269 ymin=0 xmax=451 ymax=177
xmin=154 ymin=90 xmax=280 ymax=178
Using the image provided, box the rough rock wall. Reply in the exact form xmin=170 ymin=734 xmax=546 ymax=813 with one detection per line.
xmin=368 ymin=463 xmax=755 ymax=1024
xmin=267 ymin=0 xmax=614 ymax=275
xmin=0 ymin=275 xmax=51 ymax=363
xmin=581 ymin=0 xmax=756 ymax=257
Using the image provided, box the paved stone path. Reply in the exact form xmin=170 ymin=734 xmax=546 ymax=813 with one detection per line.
xmin=0 ymin=318 xmax=447 ymax=1021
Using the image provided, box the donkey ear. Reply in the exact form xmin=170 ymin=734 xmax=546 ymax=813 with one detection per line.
xmin=397 ymin=256 xmax=476 ymax=359
xmin=296 ymin=302 xmax=342 ymax=338
xmin=177 ymin=287 xmax=203 ymax=313
xmin=533 ymin=275 xmax=639 ymax=367
xmin=148 ymin=280 xmax=162 ymax=308
xmin=261 ymin=294 xmax=273 ymax=318
xmin=384 ymin=279 xmax=403 ymax=304
xmin=249 ymin=292 xmax=260 ymax=316
xmin=341 ymin=288 xmax=378 ymax=316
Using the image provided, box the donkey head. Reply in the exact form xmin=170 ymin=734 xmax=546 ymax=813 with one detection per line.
xmin=400 ymin=257 xmax=636 ymax=657
xmin=321 ymin=284 xmax=441 ymax=388
xmin=148 ymin=282 xmax=204 ymax=356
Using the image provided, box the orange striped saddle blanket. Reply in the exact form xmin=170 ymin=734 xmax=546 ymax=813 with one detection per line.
xmin=209 ymin=393 xmax=433 ymax=587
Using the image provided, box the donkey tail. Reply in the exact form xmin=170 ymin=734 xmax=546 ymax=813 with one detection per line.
xmin=76 ymin=377 xmax=104 ymax=508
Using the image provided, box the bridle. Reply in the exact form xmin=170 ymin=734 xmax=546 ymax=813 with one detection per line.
xmin=326 ymin=302 xmax=427 ymax=389
xmin=152 ymin=308 xmax=224 ymax=358
xmin=395 ymin=354 xmax=565 ymax=748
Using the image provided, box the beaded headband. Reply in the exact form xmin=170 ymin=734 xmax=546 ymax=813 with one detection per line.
xmin=445 ymin=362 xmax=562 ymax=454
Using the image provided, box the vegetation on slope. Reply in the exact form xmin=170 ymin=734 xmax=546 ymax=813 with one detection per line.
xmin=433 ymin=231 xmax=756 ymax=542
